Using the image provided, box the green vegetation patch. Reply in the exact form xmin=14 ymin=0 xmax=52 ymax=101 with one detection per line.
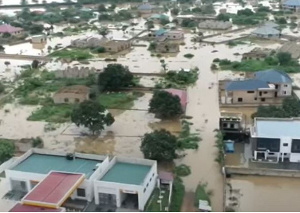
xmin=98 ymin=91 xmax=144 ymax=109
xmin=169 ymin=177 xmax=185 ymax=212
xmin=194 ymin=183 xmax=212 ymax=207
xmin=174 ymin=164 xmax=191 ymax=177
xmin=146 ymin=188 xmax=170 ymax=212
xmin=49 ymin=48 xmax=93 ymax=61
xmin=27 ymin=104 xmax=73 ymax=123
xmin=156 ymin=68 xmax=199 ymax=89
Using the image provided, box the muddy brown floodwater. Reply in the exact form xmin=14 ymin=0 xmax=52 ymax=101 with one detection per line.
xmin=227 ymin=175 xmax=300 ymax=212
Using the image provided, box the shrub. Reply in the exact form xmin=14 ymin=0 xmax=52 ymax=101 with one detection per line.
xmin=184 ymin=53 xmax=194 ymax=59
xmin=174 ymin=164 xmax=191 ymax=177
xmin=32 ymin=137 xmax=43 ymax=148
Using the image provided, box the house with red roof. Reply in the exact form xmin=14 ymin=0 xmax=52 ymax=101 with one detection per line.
xmin=0 ymin=24 xmax=23 ymax=36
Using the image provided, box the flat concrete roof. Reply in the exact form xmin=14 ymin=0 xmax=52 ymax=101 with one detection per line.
xmin=22 ymin=172 xmax=84 ymax=209
xmin=100 ymin=162 xmax=151 ymax=185
xmin=12 ymin=154 xmax=101 ymax=178
xmin=255 ymin=119 xmax=300 ymax=138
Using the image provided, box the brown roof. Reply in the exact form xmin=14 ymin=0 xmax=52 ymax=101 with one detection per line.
xmin=55 ymin=85 xmax=90 ymax=95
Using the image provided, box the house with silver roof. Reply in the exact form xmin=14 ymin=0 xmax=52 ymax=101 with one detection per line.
xmin=251 ymin=117 xmax=300 ymax=163
xmin=223 ymin=69 xmax=293 ymax=105
xmin=283 ymin=0 xmax=300 ymax=12
xmin=251 ymin=24 xmax=280 ymax=39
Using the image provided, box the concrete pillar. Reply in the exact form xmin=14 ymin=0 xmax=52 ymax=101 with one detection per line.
xmin=254 ymin=151 xmax=257 ymax=160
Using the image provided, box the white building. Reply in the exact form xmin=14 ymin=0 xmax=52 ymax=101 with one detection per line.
xmin=0 ymin=149 xmax=158 ymax=211
xmin=251 ymin=118 xmax=300 ymax=163
xmin=94 ymin=156 xmax=157 ymax=210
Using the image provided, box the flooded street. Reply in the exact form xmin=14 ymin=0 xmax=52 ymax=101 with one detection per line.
xmin=227 ymin=175 xmax=300 ymax=212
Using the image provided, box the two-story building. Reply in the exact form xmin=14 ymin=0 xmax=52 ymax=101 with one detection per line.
xmin=250 ymin=117 xmax=300 ymax=163
xmin=223 ymin=69 xmax=293 ymax=105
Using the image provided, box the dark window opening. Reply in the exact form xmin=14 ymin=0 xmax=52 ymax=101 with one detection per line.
xmin=247 ymin=91 xmax=254 ymax=93
xmin=238 ymin=98 xmax=243 ymax=102
xmin=77 ymin=188 xmax=86 ymax=197
xmin=283 ymin=143 xmax=288 ymax=147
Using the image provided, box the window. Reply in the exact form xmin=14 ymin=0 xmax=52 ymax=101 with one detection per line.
xmin=261 ymin=98 xmax=265 ymax=102
xmin=143 ymin=188 xmax=146 ymax=193
xmin=275 ymin=85 xmax=279 ymax=89
xmin=64 ymin=98 xmax=69 ymax=103
xmin=223 ymin=123 xmax=228 ymax=128
xmin=238 ymin=98 xmax=243 ymax=102
xmin=263 ymin=92 xmax=268 ymax=94
xmin=150 ymin=177 xmax=152 ymax=182
xmin=173 ymin=36 xmax=176 ymax=38
xmin=254 ymin=97 xmax=257 ymax=100
xmin=247 ymin=91 xmax=254 ymax=93
xmin=283 ymin=91 xmax=287 ymax=95
xmin=284 ymin=84 xmax=288 ymax=87
xmin=75 ymin=98 xmax=80 ymax=103
xmin=292 ymin=140 xmax=300 ymax=153
xmin=230 ymin=124 xmax=234 ymax=128
xmin=283 ymin=143 xmax=288 ymax=147
xmin=77 ymin=188 xmax=86 ymax=197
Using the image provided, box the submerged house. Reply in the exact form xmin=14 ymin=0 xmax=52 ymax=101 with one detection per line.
xmin=53 ymin=85 xmax=90 ymax=104
xmin=155 ymin=41 xmax=180 ymax=53
xmin=148 ymin=29 xmax=184 ymax=41
xmin=224 ymin=69 xmax=292 ymax=105
xmin=252 ymin=22 xmax=280 ymax=39
xmin=198 ymin=20 xmax=232 ymax=30
xmin=251 ymin=117 xmax=300 ymax=163
xmin=138 ymin=0 xmax=153 ymax=14
xmin=242 ymin=48 xmax=271 ymax=61
xmin=283 ymin=0 xmax=300 ymax=12
xmin=0 ymin=24 xmax=23 ymax=36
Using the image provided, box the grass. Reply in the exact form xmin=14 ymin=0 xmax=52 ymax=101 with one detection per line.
xmin=194 ymin=183 xmax=212 ymax=207
xmin=27 ymin=104 xmax=74 ymax=123
xmin=169 ymin=177 xmax=185 ymax=212
xmin=97 ymin=91 xmax=144 ymax=109
xmin=49 ymin=48 xmax=93 ymax=61
xmin=146 ymin=188 xmax=170 ymax=212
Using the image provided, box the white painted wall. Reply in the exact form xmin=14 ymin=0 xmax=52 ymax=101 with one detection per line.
xmin=290 ymin=153 xmax=300 ymax=162
xmin=278 ymin=83 xmax=292 ymax=96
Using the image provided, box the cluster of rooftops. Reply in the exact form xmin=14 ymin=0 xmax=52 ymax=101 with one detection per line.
xmin=225 ymin=69 xmax=292 ymax=92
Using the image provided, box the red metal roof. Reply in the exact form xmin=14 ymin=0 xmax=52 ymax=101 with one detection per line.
xmin=164 ymin=88 xmax=188 ymax=110
xmin=0 ymin=24 xmax=23 ymax=33
xmin=9 ymin=203 xmax=65 ymax=212
xmin=22 ymin=172 xmax=84 ymax=208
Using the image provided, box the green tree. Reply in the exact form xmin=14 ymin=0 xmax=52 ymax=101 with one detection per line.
xmin=145 ymin=20 xmax=154 ymax=30
xmin=29 ymin=24 xmax=44 ymax=35
xmin=277 ymin=17 xmax=287 ymax=24
xmin=277 ymin=52 xmax=292 ymax=66
xmin=98 ymin=26 xmax=109 ymax=37
xmin=71 ymin=100 xmax=115 ymax=135
xmin=31 ymin=60 xmax=39 ymax=69
xmin=98 ymin=64 xmax=134 ymax=91
xmin=237 ymin=8 xmax=254 ymax=16
xmin=140 ymin=129 xmax=177 ymax=161
xmin=171 ymin=8 xmax=180 ymax=15
xmin=252 ymin=97 xmax=300 ymax=118
xmin=214 ymin=130 xmax=225 ymax=167
xmin=0 ymin=140 xmax=15 ymax=164
xmin=0 ymin=82 xmax=5 ymax=94
xmin=98 ymin=4 xmax=107 ymax=12
xmin=149 ymin=90 xmax=183 ymax=119
xmin=217 ymin=13 xmax=230 ymax=21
